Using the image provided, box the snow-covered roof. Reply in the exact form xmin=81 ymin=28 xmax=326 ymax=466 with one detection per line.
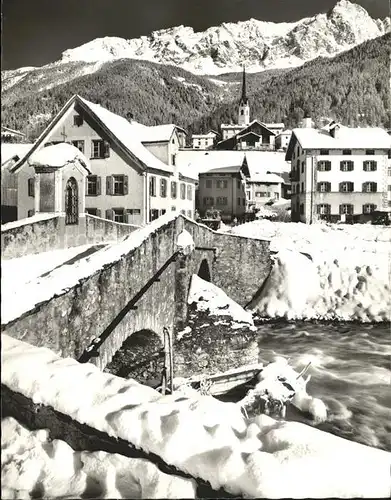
xmin=290 ymin=126 xmax=391 ymax=152
xmin=245 ymin=151 xmax=291 ymax=175
xmin=138 ymin=124 xmax=186 ymax=143
xmin=265 ymin=123 xmax=285 ymax=129
xmin=249 ymin=172 xmax=285 ymax=184
xmin=29 ymin=143 xmax=90 ymax=171
xmin=1 ymin=143 xmax=34 ymax=169
xmin=192 ymin=131 xmax=218 ymax=138
xmin=221 ymin=124 xmax=245 ymax=129
xmin=276 ymin=129 xmax=292 ymax=136
xmin=77 ymin=97 xmax=174 ymax=174
xmin=177 ymin=150 xmax=247 ymax=179
xmin=237 ymin=131 xmax=262 ymax=139
xmin=204 ymin=165 xmax=243 ymax=175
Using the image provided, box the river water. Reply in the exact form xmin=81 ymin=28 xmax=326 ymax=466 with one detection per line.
xmin=244 ymin=321 xmax=391 ymax=452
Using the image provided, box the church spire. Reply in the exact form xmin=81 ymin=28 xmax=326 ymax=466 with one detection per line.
xmin=240 ymin=65 xmax=248 ymax=104
xmin=238 ymin=65 xmax=250 ymax=126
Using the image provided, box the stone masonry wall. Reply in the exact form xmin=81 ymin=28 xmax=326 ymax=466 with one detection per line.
xmin=1 ymin=214 xmax=139 ymax=260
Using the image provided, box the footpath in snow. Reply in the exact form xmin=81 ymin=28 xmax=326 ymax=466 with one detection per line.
xmin=225 ymin=220 xmax=391 ymax=322
xmin=2 ymin=334 xmax=390 ymax=499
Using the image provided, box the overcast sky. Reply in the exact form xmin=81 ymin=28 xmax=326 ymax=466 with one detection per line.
xmin=2 ymin=0 xmax=389 ymax=70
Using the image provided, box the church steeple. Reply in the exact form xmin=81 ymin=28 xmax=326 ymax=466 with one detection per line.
xmin=238 ymin=65 xmax=250 ymax=126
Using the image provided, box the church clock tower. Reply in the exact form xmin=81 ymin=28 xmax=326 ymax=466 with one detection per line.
xmin=238 ymin=66 xmax=250 ymax=126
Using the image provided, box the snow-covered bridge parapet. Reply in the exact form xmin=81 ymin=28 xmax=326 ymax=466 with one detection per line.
xmin=2 ymin=334 xmax=390 ymax=499
xmin=1 ymin=214 xmax=271 ymax=370
xmin=1 ymin=213 xmax=140 ymax=260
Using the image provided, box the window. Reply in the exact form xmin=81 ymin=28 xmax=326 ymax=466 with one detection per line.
xmin=300 ymin=204 xmax=304 ymax=215
xmin=171 ymin=206 xmax=176 ymax=211
xmin=317 ymin=204 xmax=331 ymax=215
xmin=342 ymin=149 xmax=352 ymax=155
xmin=317 ymin=182 xmax=331 ymax=193
xmin=388 ymin=150 xmax=391 ymax=159
xmin=363 ymin=160 xmax=377 ymax=172
xmin=296 ymin=160 xmax=300 ymax=169
xmin=187 ymin=185 xmax=192 ymax=200
xmin=237 ymin=197 xmax=241 ymax=206
xmin=339 ymin=181 xmax=354 ymax=192
xmin=180 ymin=183 xmax=186 ymax=199
xmin=181 ymin=210 xmax=186 ymax=215
xmin=86 ymin=175 xmax=101 ymax=196
xmin=203 ymin=197 xmax=214 ymax=206
xmin=340 ymin=204 xmax=354 ymax=215
xmin=160 ymin=178 xmax=167 ymax=197
xmin=86 ymin=208 xmax=101 ymax=217
xmin=301 ymin=161 xmax=305 ymax=173
xmin=301 ymin=182 xmax=304 ymax=192
xmin=365 ymin=149 xmax=375 ymax=155
xmin=160 ymin=209 xmax=166 ymax=216
xmin=127 ymin=208 xmax=141 ymax=215
xmin=65 ymin=177 xmax=78 ymax=225
xmin=388 ymin=185 xmax=391 ymax=192
xmin=91 ymin=140 xmax=110 ymax=159
xmin=149 ymin=176 xmax=156 ymax=197
xmin=216 ymin=180 xmax=228 ymax=189
xmin=73 ymin=115 xmax=83 ymax=127
xmin=388 ymin=167 xmax=391 ymax=176
xmin=340 ymin=160 xmax=354 ymax=172
xmin=28 ymin=178 xmax=35 ymax=197
xmin=363 ymin=204 xmax=376 ymax=214
xmin=171 ymin=181 xmax=177 ymax=199
xmin=362 ymin=182 xmax=377 ymax=193
xmin=171 ymin=155 xmax=176 ymax=166
xmin=27 ymin=209 xmax=35 ymax=217
xmin=72 ymin=140 xmax=85 ymax=153
xmin=206 ymin=179 xmax=212 ymax=188
xmin=317 ymin=160 xmax=331 ymax=171
xmin=320 ymin=149 xmax=329 ymax=155
xmin=149 ymin=209 xmax=159 ymax=221
xmin=240 ymin=109 xmax=244 ymax=115
xmin=112 ymin=175 xmax=127 ymax=195
xmin=237 ymin=180 xmax=241 ymax=189
xmin=217 ymin=197 xmax=228 ymax=206
xmin=256 ymin=191 xmax=268 ymax=197
xmin=246 ymin=190 xmax=251 ymax=199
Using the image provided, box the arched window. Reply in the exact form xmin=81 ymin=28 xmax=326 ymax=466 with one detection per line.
xmin=65 ymin=177 xmax=78 ymax=225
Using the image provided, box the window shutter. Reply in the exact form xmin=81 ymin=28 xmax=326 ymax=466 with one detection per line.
xmin=97 ymin=177 xmax=101 ymax=195
xmin=104 ymin=141 xmax=110 ymax=158
xmin=96 ymin=209 xmax=101 ymax=218
xmin=105 ymin=209 xmax=113 ymax=220
xmin=349 ymin=182 xmax=354 ymax=192
xmin=123 ymin=175 xmax=129 ymax=195
xmin=106 ymin=176 xmax=113 ymax=195
xmin=85 ymin=177 xmax=89 ymax=196
xmin=125 ymin=209 xmax=131 ymax=224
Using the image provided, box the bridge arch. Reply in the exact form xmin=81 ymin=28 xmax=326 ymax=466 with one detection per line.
xmin=104 ymin=329 xmax=163 ymax=386
xmin=197 ymin=258 xmax=211 ymax=282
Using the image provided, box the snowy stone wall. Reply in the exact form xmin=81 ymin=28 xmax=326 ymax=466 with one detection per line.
xmin=1 ymin=215 xmax=63 ymax=259
xmin=1 ymin=213 xmax=140 ymax=260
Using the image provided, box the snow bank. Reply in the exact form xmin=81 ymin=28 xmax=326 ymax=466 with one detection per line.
xmin=1 ymin=212 xmax=178 ymax=325
xmin=1 ymin=417 xmax=196 ymax=499
xmin=229 ymin=221 xmax=391 ymax=322
xmin=188 ymin=274 xmax=254 ymax=328
xmin=1 ymin=213 xmax=58 ymax=231
xmin=2 ymin=334 xmax=390 ymax=498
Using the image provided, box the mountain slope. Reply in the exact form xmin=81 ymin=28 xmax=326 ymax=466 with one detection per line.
xmin=188 ymin=33 xmax=391 ymax=134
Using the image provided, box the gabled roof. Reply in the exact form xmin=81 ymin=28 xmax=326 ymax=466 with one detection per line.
xmin=236 ymin=120 xmax=276 ymax=137
xmin=237 ymin=131 xmax=261 ymax=140
xmin=10 ymin=95 xmax=174 ymax=175
xmin=249 ymin=172 xmax=285 ymax=184
xmin=286 ymin=126 xmax=391 ymax=160
xmin=203 ymin=165 xmax=243 ymax=175
xmin=139 ymin=124 xmax=187 ymax=143
xmin=1 ymin=143 xmax=34 ymax=169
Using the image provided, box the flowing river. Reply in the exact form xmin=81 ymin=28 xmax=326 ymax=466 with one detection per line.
xmin=239 ymin=321 xmax=391 ymax=452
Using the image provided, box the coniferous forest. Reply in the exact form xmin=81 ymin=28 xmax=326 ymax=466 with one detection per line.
xmin=1 ymin=33 xmax=390 ymax=141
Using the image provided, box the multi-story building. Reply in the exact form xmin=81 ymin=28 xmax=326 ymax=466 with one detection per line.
xmin=286 ymin=121 xmax=391 ymax=223
xmin=4 ymin=95 xmax=196 ymax=224
xmin=191 ymin=131 xmax=219 ymax=149
xmin=198 ymin=163 xmax=249 ymax=221
xmin=246 ymin=173 xmax=285 ymax=210
xmin=275 ymin=130 xmax=293 ymax=151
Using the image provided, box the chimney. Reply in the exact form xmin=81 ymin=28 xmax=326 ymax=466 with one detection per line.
xmin=329 ymin=123 xmax=341 ymax=139
xmin=301 ymin=116 xmax=313 ymax=128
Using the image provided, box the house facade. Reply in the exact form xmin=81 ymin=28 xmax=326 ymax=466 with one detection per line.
xmin=198 ymin=163 xmax=249 ymax=221
xmin=246 ymin=173 xmax=284 ymax=210
xmin=191 ymin=131 xmax=219 ymax=149
xmin=286 ymin=122 xmax=391 ymax=223
xmin=4 ymin=96 xmax=196 ymax=225
xmin=275 ymin=130 xmax=292 ymax=151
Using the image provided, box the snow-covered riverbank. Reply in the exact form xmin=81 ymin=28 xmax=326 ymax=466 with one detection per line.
xmin=224 ymin=221 xmax=391 ymax=322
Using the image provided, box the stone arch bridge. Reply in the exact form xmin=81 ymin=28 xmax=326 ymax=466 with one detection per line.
xmin=1 ymin=214 xmax=271 ymax=370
